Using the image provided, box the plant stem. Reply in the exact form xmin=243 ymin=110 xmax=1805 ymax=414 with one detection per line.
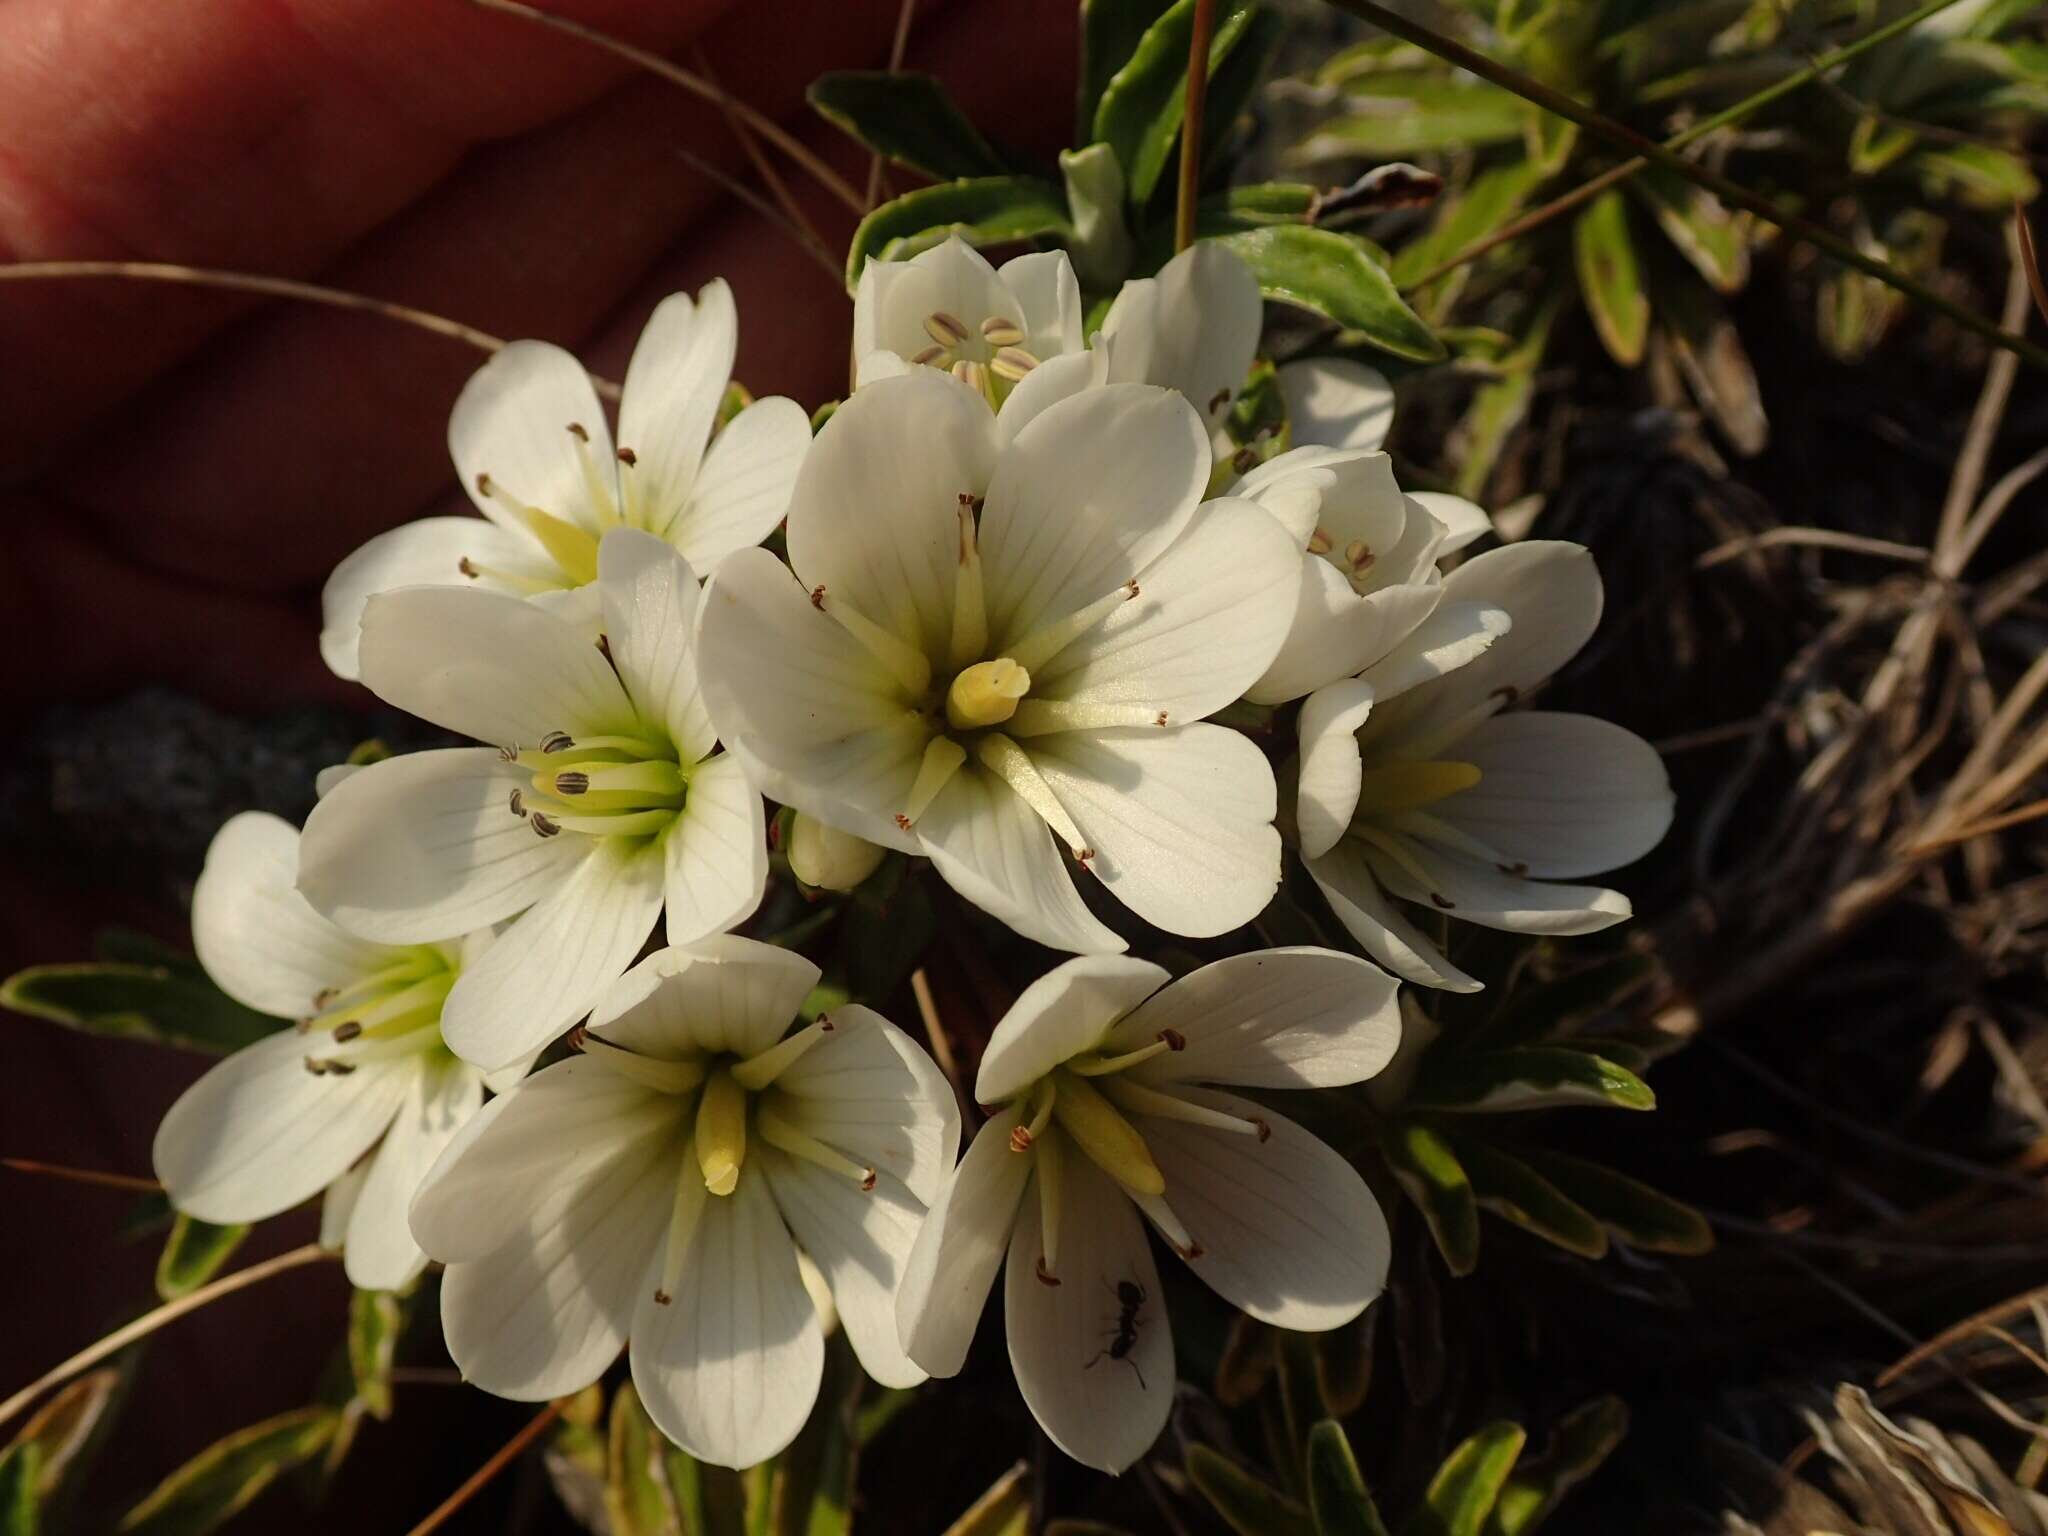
xmin=1177 ymin=0 xmax=1220 ymax=253
xmin=2 ymin=1157 xmax=162 ymax=1194
xmin=405 ymin=1402 xmax=564 ymax=1536
xmin=1405 ymin=0 xmax=1973 ymax=290
xmin=1324 ymin=0 xmax=2048 ymax=370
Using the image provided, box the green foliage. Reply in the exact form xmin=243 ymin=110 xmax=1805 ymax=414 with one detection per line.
xmin=119 ymin=1408 xmax=340 ymax=1536
xmin=1380 ymin=1121 xmax=1480 ymax=1276
xmin=806 ymin=73 xmax=1007 ymax=182
xmin=1218 ymin=226 xmax=1445 ymax=360
xmin=1485 ymin=1397 xmax=1629 ymax=1535
xmin=1187 ymin=1446 xmax=1319 ymax=1536
xmin=154 ymin=1216 xmax=248 ymax=1301
xmin=2 ymin=950 xmax=282 ymax=1056
xmin=1092 ymin=0 xmax=1265 ymax=205
xmin=1572 ymin=191 xmax=1649 ymax=367
xmin=1401 ymin=1424 xmax=1527 ymax=1536
xmin=1410 ymin=1045 xmax=1656 ymax=1113
xmin=0 ymin=1446 xmax=38 ymax=1536
xmin=346 ymin=1289 xmax=404 ymax=1422
xmin=843 ymin=178 xmax=1073 ymax=290
xmin=1306 ymin=1421 xmax=1393 ymax=1536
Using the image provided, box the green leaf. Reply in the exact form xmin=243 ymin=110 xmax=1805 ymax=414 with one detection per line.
xmin=1412 ymin=1047 xmax=1655 ymax=1114
xmin=1199 ymin=182 xmax=1317 ymax=232
xmin=1185 ymin=1448 xmax=1318 ymax=1536
xmin=605 ymin=1382 xmax=673 ymax=1536
xmin=120 ymin=1408 xmax=339 ymax=1536
xmin=1092 ymin=0 xmax=1261 ymax=205
xmin=1079 ymin=0 xmax=1177 ymax=146
xmin=761 ymin=1335 xmax=865 ymax=1536
xmin=1572 ymin=191 xmax=1648 ymax=367
xmin=1200 ymin=5 xmax=1285 ymax=170
xmin=3 ymin=963 xmax=282 ymax=1055
xmin=1305 ymin=1422 xmax=1392 ymax=1536
xmin=1507 ymin=1147 xmax=1713 ymax=1255
xmin=1380 ymin=1122 xmax=1479 ymax=1276
xmin=1217 ymin=226 xmax=1443 ymax=361
xmin=1484 ymin=1397 xmax=1628 ymax=1535
xmin=1391 ymin=162 xmax=1545 ymax=323
xmin=1450 ymin=299 xmax=1556 ymax=500
xmin=5 ymin=1370 xmax=120 ymax=1505
xmin=0 ymin=1445 xmax=38 ymax=1536
xmin=1293 ymin=79 xmax=1529 ymax=160
xmin=844 ymin=177 xmax=1071 ymax=291
xmin=1312 ymin=1307 xmax=1375 ymax=1419
xmin=1652 ymin=262 xmax=1767 ymax=457
xmin=1399 ymin=1423 xmax=1526 ymax=1536
xmin=346 ymin=1289 xmax=404 ymax=1422
xmin=155 ymin=1216 xmax=248 ymax=1302
xmin=1911 ymin=141 xmax=2039 ymax=209
xmin=1631 ymin=169 xmax=1749 ymax=293
xmin=807 ymin=72 xmax=1006 ymax=183
xmin=1446 ymin=1136 xmax=1608 ymax=1259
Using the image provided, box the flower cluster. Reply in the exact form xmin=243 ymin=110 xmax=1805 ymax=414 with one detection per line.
xmin=155 ymin=238 xmax=1672 ymax=1473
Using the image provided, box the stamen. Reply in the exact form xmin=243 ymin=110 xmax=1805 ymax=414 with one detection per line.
xmin=533 ymin=760 xmax=685 ymax=809
xmin=551 ymin=771 xmax=589 ymax=795
xmin=529 ymin=812 xmax=562 ymax=838
xmin=757 ymin=1098 xmax=874 ymax=1189
xmin=1351 ymin=825 xmax=1455 ymax=909
xmin=901 ymin=737 xmax=968 ymax=827
xmin=567 ymin=423 xmax=620 ymax=530
xmin=1352 ymin=760 xmax=1482 ymax=816
xmin=575 ymin=1033 xmax=707 ymax=1095
xmin=1006 ymin=697 xmax=1173 ymax=738
xmin=1345 ymin=540 xmax=1373 ymax=571
xmin=1066 ymin=1032 xmax=1181 ymax=1077
xmin=988 ymin=346 xmax=1040 ymax=383
xmin=513 ymin=733 xmax=670 ymax=770
xmin=1005 ymin=580 xmax=1140 ymax=674
xmin=1382 ymin=808 xmax=1508 ymax=867
xmin=910 ymin=343 xmax=947 ymax=367
xmin=949 ymin=359 xmax=987 ymax=395
xmin=1010 ymin=1079 xmax=1057 ymax=1153
xmin=979 ymin=316 xmax=1025 ymax=347
xmin=924 ymin=311 xmax=970 ymax=347
xmin=475 ymin=476 xmax=599 ymax=585
xmin=653 ymin=1161 xmax=707 ymax=1306
xmin=945 ymin=658 xmax=1030 ymax=731
xmin=1099 ymin=1077 xmax=1269 ymax=1140
xmin=1050 ymin=1069 xmax=1164 ymax=1197
xmin=509 ymin=788 xmax=526 ymax=818
xmin=948 ymin=498 xmax=988 ymax=672
xmin=535 ymin=808 xmax=677 ymax=839
xmin=542 ymin=732 xmax=575 ymax=754
xmin=1035 ymin=1126 xmax=1065 ymax=1283
xmin=457 ymin=556 xmax=556 ymax=595
xmin=1128 ymin=1185 xmax=1203 ymax=1260
xmin=731 ymin=1017 xmax=834 ymax=1092
xmin=974 ymin=735 xmax=1090 ymax=858
xmin=1307 ymin=528 xmax=1334 ymax=555
xmin=810 ymin=587 xmax=933 ymax=697
xmin=694 ymin=1065 xmax=747 ymax=1196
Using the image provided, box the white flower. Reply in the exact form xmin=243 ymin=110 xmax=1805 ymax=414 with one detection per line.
xmin=152 ymin=811 xmax=496 ymax=1292
xmin=894 ymin=948 xmax=1400 ymax=1474
xmin=300 ymin=530 xmax=766 ymax=1071
xmin=1234 ymin=448 xmax=1493 ymax=704
xmin=1296 ymin=542 xmax=1676 ymax=992
xmin=320 ymin=283 xmax=810 ymax=678
xmin=410 ymin=936 xmax=959 ymax=1469
xmin=1097 ymin=241 xmax=1265 ymax=437
xmin=1274 ymin=357 xmax=1396 ymax=453
xmin=695 ymin=370 xmax=1300 ymax=954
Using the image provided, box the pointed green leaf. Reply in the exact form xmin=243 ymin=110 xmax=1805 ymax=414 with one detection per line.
xmin=346 ymin=1289 xmax=405 ymax=1422
xmin=1485 ymin=1397 xmax=1628 ymax=1535
xmin=1412 ymin=1047 xmax=1655 ymax=1114
xmin=1912 ymin=142 xmax=2039 ymax=209
xmin=0 ymin=1444 xmax=37 ymax=1536
xmin=1391 ymin=162 xmax=1544 ymax=322
xmin=5 ymin=1370 xmax=120 ymax=1506
xmin=1572 ymin=191 xmax=1648 ymax=367
xmin=1313 ymin=1306 xmax=1376 ymax=1419
xmin=1399 ymin=1423 xmax=1526 ymax=1536
xmin=844 ymin=177 xmax=1072 ymax=291
xmin=1306 ymin=1422 xmax=1392 ymax=1536
xmin=1198 ymin=182 xmax=1318 ymax=234
xmin=120 ymin=1408 xmax=339 ymax=1536
xmin=1079 ymin=0 xmax=1177 ymax=145
xmin=1447 ymin=1136 xmax=1608 ymax=1259
xmin=1218 ymin=225 xmax=1442 ymax=361
xmin=1507 ymin=1147 xmax=1713 ymax=1255
xmin=155 ymin=1216 xmax=248 ymax=1302
xmin=762 ymin=1334 xmax=864 ymax=1536
xmin=1293 ymin=79 xmax=1529 ymax=160
xmin=1200 ymin=5 xmax=1285 ymax=169
xmin=1186 ymin=1448 xmax=1318 ymax=1536
xmin=1380 ymin=1122 xmax=1479 ymax=1276
xmin=1091 ymin=0 xmax=1262 ymax=205
xmin=1631 ymin=170 xmax=1749 ymax=293
xmin=3 ymin=963 xmax=281 ymax=1055
xmin=808 ymin=72 xmax=1007 ymax=183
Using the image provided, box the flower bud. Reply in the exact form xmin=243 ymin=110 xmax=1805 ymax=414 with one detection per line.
xmin=787 ymin=814 xmax=887 ymax=892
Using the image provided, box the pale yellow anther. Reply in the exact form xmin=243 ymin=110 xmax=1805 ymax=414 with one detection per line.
xmin=1353 ymin=760 xmax=1482 ymax=816
xmin=1307 ymin=528 xmax=1334 ymax=555
xmin=1051 ymin=1068 xmax=1164 ymax=1197
xmin=694 ymin=1065 xmax=748 ymax=1196
xmin=910 ymin=343 xmax=947 ymax=367
xmin=946 ymin=658 xmax=1030 ymax=731
xmin=988 ymin=346 xmax=1040 ymax=382
xmin=925 ymin=311 xmax=970 ymax=347
xmin=950 ymin=359 xmax=987 ymax=395
xmin=980 ymin=316 xmax=1025 ymax=346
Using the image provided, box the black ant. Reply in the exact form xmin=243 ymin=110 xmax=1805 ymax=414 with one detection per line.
xmin=1083 ymin=1279 xmax=1148 ymax=1389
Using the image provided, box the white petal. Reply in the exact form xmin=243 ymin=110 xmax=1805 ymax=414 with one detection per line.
xmin=1368 ymin=843 xmax=1632 ymax=936
xmin=975 ymin=956 xmax=1169 ymax=1105
xmin=763 ymin=1153 xmax=928 ymax=1389
xmin=784 ymin=370 xmax=995 ymax=660
xmin=662 ymin=753 xmax=767 ymax=946
xmin=1103 ymin=243 xmax=1262 ymax=427
xmin=618 ymin=284 xmax=736 ymax=536
xmin=299 ymin=749 xmax=579 ymax=943
xmin=917 ymin=765 xmax=1125 ymax=955
xmin=592 ymin=936 xmax=821 ymax=1061
xmin=1407 ymin=491 xmax=1492 ymax=554
xmin=631 ymin=1169 xmax=823 ymax=1469
xmin=321 ymin=1159 xmax=367 ymax=1253
xmin=668 ymin=396 xmax=811 ymax=568
xmin=1027 ymin=725 xmax=1279 ymax=940
xmin=1305 ymin=842 xmax=1480 ymax=992
xmin=1438 ymin=712 xmax=1673 ymax=879
xmin=1107 ymin=947 xmax=1401 ymax=1089
xmin=769 ymin=1004 xmax=960 ymax=1203
xmin=1232 ymin=445 xmax=1344 ymax=543
xmin=439 ymin=837 xmax=666 ymax=1071
xmin=1277 ymin=358 xmax=1394 ymax=451
xmin=857 ymin=238 xmax=1011 ymax=366
xmin=1294 ymin=679 xmax=1375 ymax=860
xmin=1004 ymin=1145 xmax=1171 ymax=1475
xmin=993 ymin=347 xmax=1106 ymax=450
xmin=320 ymin=517 xmax=543 ymax=680
xmin=1140 ymin=1089 xmax=1388 ymax=1330
xmin=451 ymin=340 xmax=616 ymax=535
xmin=358 ymin=584 xmax=636 ymax=749
xmin=1244 ymin=561 xmax=1441 ymax=707
xmin=152 ymin=1030 xmax=409 ymax=1223
xmin=998 ymin=250 xmax=1085 ymax=359
xmin=1355 ymin=599 xmax=1512 ymax=707
xmin=896 ymin=1107 xmax=1032 ymax=1377
xmin=1028 ymin=497 xmax=1300 ymax=725
xmin=696 ymin=547 xmax=928 ymax=854
xmin=979 ymin=384 xmax=1209 ymax=654
xmin=344 ymin=1058 xmax=482 ymax=1291
xmin=852 ymin=348 xmax=914 ymax=389
xmin=598 ymin=530 xmax=715 ymax=761
xmin=192 ymin=812 xmax=388 ymax=1018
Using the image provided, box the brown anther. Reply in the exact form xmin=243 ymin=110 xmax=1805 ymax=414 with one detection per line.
xmin=1430 ymin=892 xmax=1455 ymax=909
xmin=566 ymin=422 xmax=589 ymax=442
xmin=314 ymin=987 xmax=338 ymax=1008
xmin=1159 ymin=1028 xmax=1187 ymax=1052
xmin=596 ymin=633 xmax=612 ymax=662
xmin=303 ymin=1056 xmax=327 ymax=1075
xmin=1184 ymin=1241 xmax=1205 ymax=1260
xmin=509 ymin=788 xmax=526 ymax=817
xmin=1123 ymin=580 xmax=1141 ymax=599
xmin=1231 ymin=447 xmax=1258 ymax=475
xmin=910 ymin=344 xmax=947 ymax=367
xmin=859 ymin=1168 xmax=878 ymax=1192
xmin=498 ymin=745 xmax=519 ymax=762
xmin=553 ymin=771 xmax=590 ymax=796
xmin=894 ymin=813 xmax=913 ymax=832
xmin=475 ymin=472 xmax=494 ymax=497
xmin=332 ymin=1020 xmax=363 ymax=1044
xmin=531 ymin=813 xmax=562 ymax=839
xmin=1250 ymin=1116 xmax=1272 ymax=1144
xmin=1154 ymin=710 xmax=1169 ymax=727
xmin=1034 ymin=1255 xmax=1061 ymax=1287
xmin=1307 ymin=528 xmax=1334 ymax=555
xmin=654 ymin=1289 xmax=672 ymax=1306
xmin=1207 ymin=389 xmax=1230 ymax=415
xmin=1497 ymin=861 xmax=1530 ymax=877
xmin=616 ymin=447 xmax=638 ymax=466
xmin=819 ymin=1014 xmax=836 ymax=1031
xmin=295 ymin=1018 xmax=314 ymax=1034
xmin=541 ymin=731 xmax=575 ymax=753
xmin=325 ymin=1060 xmax=357 ymax=1076
xmin=458 ymin=556 xmax=479 ymax=578
xmin=989 ymin=345 xmax=1040 ymax=382
xmin=810 ymin=585 xmax=828 ymax=610
xmin=1075 ymin=847 xmax=1096 ymax=862
xmin=566 ymin=1024 xmax=589 ymax=1051
xmin=924 ymin=311 xmax=970 ymax=347
xmin=1009 ymin=1125 xmax=1035 ymax=1153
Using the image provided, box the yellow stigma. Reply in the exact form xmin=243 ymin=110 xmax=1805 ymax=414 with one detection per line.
xmin=694 ymin=1065 xmax=748 ymax=1197
xmin=945 ymin=658 xmax=1030 ymax=731
xmin=1050 ymin=1068 xmax=1164 ymax=1197
xmin=1354 ymin=760 xmax=1482 ymax=815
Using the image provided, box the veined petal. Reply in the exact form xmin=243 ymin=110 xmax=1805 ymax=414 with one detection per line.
xmin=1107 ymin=947 xmax=1400 ymax=1090
xmin=451 ymin=340 xmax=616 ymax=537
xmin=1305 ymin=842 xmax=1481 ymax=992
xmin=993 ymin=347 xmax=1106 ymax=450
xmin=299 ymin=749 xmax=580 ymax=943
xmin=631 ymin=1167 xmax=824 ymax=1469
xmin=320 ymin=517 xmax=546 ymax=680
xmin=980 ymin=385 xmax=1209 ymax=656
xmin=358 ymin=584 xmax=637 ymax=748
xmin=592 ymin=936 xmax=821 ymax=1061
xmin=1246 ymin=563 xmax=1441 ymax=707
xmin=917 ymin=765 xmax=1125 ymax=955
xmin=1102 ymin=242 xmax=1262 ymax=429
xmin=618 ymin=284 xmax=737 ymax=535
xmin=1439 ymin=712 xmax=1673 ymax=879
xmin=1139 ymin=1088 xmax=1388 ymax=1330
xmin=1294 ymin=679 xmax=1375 ymax=860
xmin=1027 ymin=725 xmax=1279 ymax=940
xmin=1277 ymin=357 xmax=1395 ymax=451
xmin=668 ymin=396 xmax=810 ymax=568
xmin=1368 ymin=843 xmax=1632 ymax=936
xmin=321 ymin=1159 xmax=367 ymax=1254
xmin=439 ymin=836 xmax=666 ymax=1071
xmin=193 ymin=812 xmax=388 ymax=1019
xmin=896 ymin=1107 xmax=1032 ymax=1378
xmin=975 ymin=956 xmax=1169 ymax=1105
xmin=344 ymin=1058 xmax=482 ymax=1292
xmin=662 ymin=754 xmax=767 ymax=947
xmin=998 ymin=250 xmax=1084 ymax=359
xmin=598 ymin=530 xmax=715 ymax=762
xmin=153 ymin=1029 xmax=410 ymax=1223
xmin=1354 ymin=599 xmax=1512 ymax=709
xmin=855 ymin=237 xmax=1011 ymax=367
xmin=1407 ymin=491 xmax=1492 ymax=554
xmin=769 ymin=1004 xmax=960 ymax=1204
xmin=1004 ymin=1145 xmax=1171 ymax=1475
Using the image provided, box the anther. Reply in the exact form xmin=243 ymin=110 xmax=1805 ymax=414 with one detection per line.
xmin=1250 ymin=1117 xmax=1271 ymax=1144
xmin=910 ymin=344 xmax=946 ymax=366
xmin=303 ymin=1057 xmax=327 ymax=1076
xmin=1498 ymin=861 xmax=1530 ymax=876
xmin=552 ymin=771 xmax=590 ymax=796
xmin=1207 ymin=388 xmax=1230 ymax=415
xmin=810 ymin=585 xmax=827 ymax=610
xmin=566 ymin=422 xmax=588 ymax=442
xmin=509 ymin=788 xmax=526 ymax=817
xmin=950 ymin=359 xmax=987 ymax=394
xmin=924 ymin=311 xmax=970 ymax=347
xmin=498 ymin=745 xmax=519 ymax=762
xmin=989 ymin=346 xmax=1040 ymax=382
xmin=1307 ymin=528 xmax=1334 ymax=555
xmin=313 ymin=987 xmax=338 ymax=1008
xmin=1431 ymin=892 xmax=1455 ymax=908
xmin=894 ymin=813 xmax=912 ymax=831
xmin=530 ymin=813 xmax=562 ymax=838
xmin=1010 ymin=1125 xmax=1035 ymax=1153
xmin=980 ymin=316 xmax=1025 ymax=346
xmin=541 ymin=731 xmax=575 ymax=753
xmin=1154 ymin=711 xmax=1169 ymax=727
xmin=459 ymin=556 xmax=479 ymax=578
xmin=475 ymin=472 xmax=494 ymax=498
xmin=1035 ymin=1255 xmax=1061 ymax=1287
xmin=616 ymin=447 xmax=637 ymax=466
xmin=1160 ymin=1028 xmax=1186 ymax=1051
xmin=332 ymin=1021 xmax=363 ymax=1043
xmin=1232 ymin=447 xmax=1258 ymax=475
xmin=326 ymin=1060 xmax=357 ymax=1076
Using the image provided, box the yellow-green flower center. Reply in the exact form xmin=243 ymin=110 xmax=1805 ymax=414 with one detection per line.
xmin=300 ymin=945 xmax=459 ymax=1076
xmin=505 ymin=729 xmax=687 ymax=843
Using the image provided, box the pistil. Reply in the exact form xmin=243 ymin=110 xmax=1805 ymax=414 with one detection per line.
xmin=1352 ymin=760 xmax=1481 ymax=816
xmin=694 ymin=1065 xmax=748 ymax=1197
xmin=1049 ymin=1069 xmax=1163 ymax=1197
xmin=945 ymin=658 xmax=1030 ymax=731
